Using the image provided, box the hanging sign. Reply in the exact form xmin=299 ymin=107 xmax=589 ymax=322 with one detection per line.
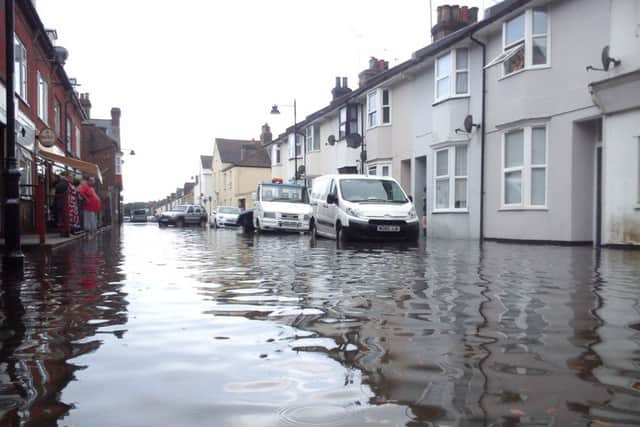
xmin=38 ymin=128 xmax=56 ymax=148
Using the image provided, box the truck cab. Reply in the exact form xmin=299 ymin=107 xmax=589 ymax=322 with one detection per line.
xmin=253 ymin=179 xmax=312 ymax=232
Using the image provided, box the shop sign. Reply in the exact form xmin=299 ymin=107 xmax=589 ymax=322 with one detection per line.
xmin=38 ymin=128 xmax=56 ymax=147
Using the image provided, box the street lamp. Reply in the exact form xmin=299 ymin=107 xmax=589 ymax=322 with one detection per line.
xmin=270 ymin=99 xmax=306 ymax=184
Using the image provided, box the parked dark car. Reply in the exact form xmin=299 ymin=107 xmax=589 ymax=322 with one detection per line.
xmin=158 ymin=204 xmax=207 ymax=227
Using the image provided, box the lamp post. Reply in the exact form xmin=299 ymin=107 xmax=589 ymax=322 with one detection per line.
xmin=270 ymin=99 xmax=305 ymax=184
xmin=3 ymin=0 xmax=25 ymax=278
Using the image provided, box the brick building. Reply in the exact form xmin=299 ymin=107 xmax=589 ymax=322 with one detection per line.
xmin=1 ymin=0 xmax=97 ymax=235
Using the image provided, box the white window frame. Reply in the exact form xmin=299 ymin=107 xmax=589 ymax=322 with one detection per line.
xmin=75 ymin=126 xmax=81 ymax=158
xmin=501 ymin=126 xmax=548 ymax=209
xmin=488 ymin=8 xmax=550 ymax=76
xmin=366 ymin=161 xmax=392 ymax=177
xmin=339 ymin=107 xmax=347 ymax=139
xmin=367 ymin=88 xmax=391 ymax=129
xmin=434 ymin=48 xmax=469 ymax=103
xmin=37 ymin=71 xmax=48 ymax=123
xmin=306 ymin=125 xmax=320 ymax=153
xmin=273 ymin=144 xmax=281 ymax=165
xmin=433 ymin=145 xmax=468 ymax=212
xmin=14 ymin=35 xmax=28 ymax=101
xmin=53 ymin=99 xmax=61 ymax=138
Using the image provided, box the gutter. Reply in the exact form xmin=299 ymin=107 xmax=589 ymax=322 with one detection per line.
xmin=470 ymin=32 xmax=486 ymax=241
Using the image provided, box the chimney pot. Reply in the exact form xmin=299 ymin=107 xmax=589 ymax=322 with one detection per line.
xmin=335 ymin=76 xmax=341 ymax=88
xmin=342 ymin=77 xmax=348 ymax=89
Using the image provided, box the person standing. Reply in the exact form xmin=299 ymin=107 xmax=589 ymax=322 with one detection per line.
xmin=78 ymin=176 xmax=102 ymax=238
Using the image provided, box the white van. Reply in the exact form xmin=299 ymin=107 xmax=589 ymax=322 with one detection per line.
xmin=309 ymin=174 xmax=419 ymax=241
xmin=253 ymin=180 xmax=312 ymax=232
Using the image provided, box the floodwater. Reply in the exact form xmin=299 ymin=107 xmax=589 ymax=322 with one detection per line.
xmin=0 ymin=225 xmax=639 ymax=426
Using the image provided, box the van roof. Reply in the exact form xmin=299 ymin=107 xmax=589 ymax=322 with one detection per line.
xmin=313 ymin=174 xmax=397 ymax=181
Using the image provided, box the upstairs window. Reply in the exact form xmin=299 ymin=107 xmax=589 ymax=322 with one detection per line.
xmin=367 ymin=89 xmax=391 ymax=128
xmin=65 ymin=117 xmax=72 ymax=152
xmin=338 ymin=104 xmax=359 ymax=139
xmin=487 ymin=9 xmax=549 ymax=75
xmin=306 ymin=125 xmax=320 ymax=152
xmin=53 ymin=99 xmax=61 ymax=137
xmin=37 ymin=72 xmax=48 ymax=123
xmin=273 ymin=144 xmax=281 ymax=165
xmin=288 ymin=133 xmax=302 ymax=158
xmin=14 ymin=35 xmax=27 ymax=100
xmin=435 ymin=48 xmax=469 ymax=102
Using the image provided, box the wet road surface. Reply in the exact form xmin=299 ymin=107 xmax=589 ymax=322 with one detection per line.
xmin=0 ymin=224 xmax=639 ymax=426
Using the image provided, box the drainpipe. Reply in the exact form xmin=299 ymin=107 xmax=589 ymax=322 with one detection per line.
xmin=470 ymin=32 xmax=486 ymax=241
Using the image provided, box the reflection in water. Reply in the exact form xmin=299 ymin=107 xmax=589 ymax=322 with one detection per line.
xmin=0 ymin=225 xmax=638 ymax=426
xmin=0 ymin=230 xmax=127 ymax=425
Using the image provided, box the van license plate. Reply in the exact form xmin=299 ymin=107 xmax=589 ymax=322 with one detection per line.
xmin=377 ymin=225 xmax=400 ymax=232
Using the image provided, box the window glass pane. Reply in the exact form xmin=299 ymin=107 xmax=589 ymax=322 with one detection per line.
xmin=455 ymin=72 xmax=468 ymax=94
xmin=436 ymin=150 xmax=448 ymax=176
xmin=456 ymin=48 xmax=468 ymax=70
xmin=531 ymin=168 xmax=546 ymax=205
xmin=382 ymin=89 xmax=389 ymax=105
xmin=533 ymin=10 xmax=547 ymax=35
xmin=532 ymin=36 xmax=547 ymax=65
xmin=532 ymin=127 xmax=546 ymax=164
xmin=505 ymin=171 xmax=522 ymax=204
xmin=436 ymin=179 xmax=449 ymax=209
xmin=368 ymin=166 xmax=376 ymax=176
xmin=505 ymin=130 xmax=524 ymax=167
xmin=369 ymin=111 xmax=377 ymax=127
xmin=368 ymin=92 xmax=377 ymax=112
xmin=504 ymin=43 xmax=525 ymax=74
xmin=505 ymin=14 xmax=525 ymax=45
xmin=455 ymin=145 xmax=467 ymax=176
xmin=455 ymin=178 xmax=467 ymax=209
xmin=436 ymin=53 xmax=450 ymax=78
xmin=437 ymin=77 xmax=450 ymax=99
xmin=382 ymin=166 xmax=389 ymax=176
xmin=382 ymin=107 xmax=390 ymax=124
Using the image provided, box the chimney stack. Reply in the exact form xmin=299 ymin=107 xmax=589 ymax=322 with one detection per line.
xmin=431 ymin=4 xmax=479 ymax=42
xmin=260 ymin=123 xmax=272 ymax=146
xmin=358 ymin=57 xmax=389 ymax=87
xmin=331 ymin=76 xmax=352 ymax=100
xmin=79 ymin=93 xmax=91 ymax=118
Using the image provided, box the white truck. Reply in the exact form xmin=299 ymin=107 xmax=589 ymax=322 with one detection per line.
xmin=253 ymin=179 xmax=312 ymax=232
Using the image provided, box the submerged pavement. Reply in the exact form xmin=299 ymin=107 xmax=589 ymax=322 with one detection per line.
xmin=0 ymin=224 xmax=638 ymax=426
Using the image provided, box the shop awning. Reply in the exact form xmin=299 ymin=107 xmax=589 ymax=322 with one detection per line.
xmin=39 ymin=150 xmax=103 ymax=183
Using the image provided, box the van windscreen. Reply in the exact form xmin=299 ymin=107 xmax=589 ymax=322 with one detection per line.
xmin=339 ymin=179 xmax=407 ymax=203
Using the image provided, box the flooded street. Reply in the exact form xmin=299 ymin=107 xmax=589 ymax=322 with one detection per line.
xmin=1 ymin=225 xmax=639 ymax=426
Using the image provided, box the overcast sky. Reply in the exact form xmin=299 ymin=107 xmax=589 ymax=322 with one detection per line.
xmin=36 ymin=0 xmax=491 ymax=202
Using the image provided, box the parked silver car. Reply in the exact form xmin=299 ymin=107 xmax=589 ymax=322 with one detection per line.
xmin=158 ymin=205 xmax=207 ymax=227
xmin=211 ymin=206 xmax=241 ymax=228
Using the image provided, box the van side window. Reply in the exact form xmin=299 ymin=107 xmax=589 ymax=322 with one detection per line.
xmin=187 ymin=207 xmax=194 ymax=213
xmin=328 ymin=180 xmax=337 ymax=198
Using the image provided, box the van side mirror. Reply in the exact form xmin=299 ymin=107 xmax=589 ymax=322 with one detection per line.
xmin=408 ymin=195 xmax=413 ymax=203
xmin=327 ymin=194 xmax=338 ymax=205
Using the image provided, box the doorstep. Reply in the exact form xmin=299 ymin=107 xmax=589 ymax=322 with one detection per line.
xmin=0 ymin=226 xmax=112 ymax=250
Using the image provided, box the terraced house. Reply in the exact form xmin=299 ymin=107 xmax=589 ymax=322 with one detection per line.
xmin=266 ymin=0 xmax=638 ymax=247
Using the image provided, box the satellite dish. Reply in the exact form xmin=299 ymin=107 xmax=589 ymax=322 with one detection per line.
xmin=360 ymin=150 xmax=367 ymax=162
xmin=463 ymin=114 xmax=480 ymax=133
xmin=345 ymin=133 xmax=362 ymax=149
xmin=327 ymin=135 xmax=336 ymax=146
xmin=601 ymin=45 xmax=621 ymax=71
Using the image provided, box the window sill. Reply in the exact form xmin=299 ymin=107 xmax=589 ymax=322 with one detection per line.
xmin=307 ymin=149 xmax=321 ymax=154
xmin=432 ymin=95 xmax=470 ymax=107
xmin=498 ymin=206 xmax=548 ymax=211
xmin=287 ymin=156 xmax=303 ymax=161
xmin=432 ymin=209 xmax=469 ymax=214
xmin=366 ymin=123 xmax=392 ymax=131
xmin=499 ymin=65 xmax=551 ymax=81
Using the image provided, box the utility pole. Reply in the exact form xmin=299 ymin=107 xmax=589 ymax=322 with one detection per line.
xmin=2 ymin=0 xmax=25 ymax=278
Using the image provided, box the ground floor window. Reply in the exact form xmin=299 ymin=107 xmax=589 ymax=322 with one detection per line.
xmin=434 ymin=145 xmax=467 ymax=211
xmin=367 ymin=162 xmax=391 ymax=177
xmin=502 ymin=126 xmax=547 ymax=208
xmin=18 ymin=148 xmax=33 ymax=197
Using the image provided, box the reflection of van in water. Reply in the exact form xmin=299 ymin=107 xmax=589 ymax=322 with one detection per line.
xmin=309 ymin=174 xmax=419 ymax=241
xmin=253 ymin=180 xmax=312 ymax=232
xmin=131 ymin=209 xmax=148 ymax=223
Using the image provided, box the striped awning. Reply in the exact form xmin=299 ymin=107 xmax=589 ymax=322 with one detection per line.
xmin=39 ymin=150 xmax=103 ymax=183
